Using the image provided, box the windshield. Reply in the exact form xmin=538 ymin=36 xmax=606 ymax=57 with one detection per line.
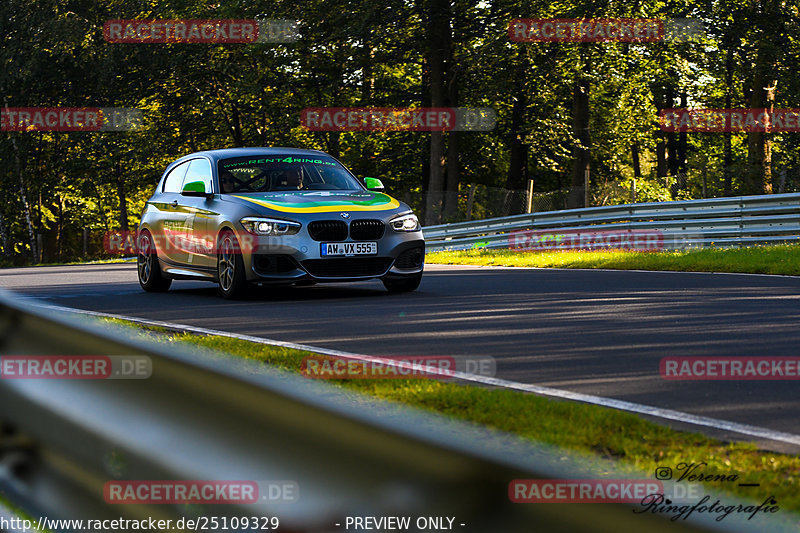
xmin=217 ymin=155 xmax=364 ymax=193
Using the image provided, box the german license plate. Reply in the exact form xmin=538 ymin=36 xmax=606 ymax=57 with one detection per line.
xmin=320 ymin=242 xmax=377 ymax=256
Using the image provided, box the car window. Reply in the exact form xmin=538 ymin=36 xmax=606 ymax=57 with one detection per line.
xmin=181 ymin=158 xmax=213 ymax=193
xmin=162 ymin=161 xmax=190 ymax=193
xmin=217 ymin=155 xmax=363 ymax=193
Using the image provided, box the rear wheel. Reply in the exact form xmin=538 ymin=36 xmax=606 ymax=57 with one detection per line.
xmin=137 ymin=230 xmax=172 ymax=292
xmin=382 ymin=273 xmax=422 ymax=293
xmin=217 ymin=231 xmax=248 ymax=299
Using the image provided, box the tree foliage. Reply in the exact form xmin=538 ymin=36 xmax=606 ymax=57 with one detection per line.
xmin=1 ymin=0 xmax=799 ymax=263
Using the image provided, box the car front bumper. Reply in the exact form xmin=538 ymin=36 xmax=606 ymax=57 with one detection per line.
xmin=239 ymin=228 xmax=425 ymax=283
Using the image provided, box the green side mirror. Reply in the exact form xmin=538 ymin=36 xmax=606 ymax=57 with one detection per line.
xmin=182 ymin=180 xmax=206 ymax=193
xmin=181 ymin=181 xmax=209 ymax=197
xmin=364 ymin=177 xmax=385 ymax=191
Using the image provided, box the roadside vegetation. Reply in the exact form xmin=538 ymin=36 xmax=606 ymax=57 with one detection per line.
xmin=101 ymin=318 xmax=800 ymax=517
xmin=426 ymin=244 xmax=800 ymax=276
xmin=5 ymin=2 xmax=800 ymax=266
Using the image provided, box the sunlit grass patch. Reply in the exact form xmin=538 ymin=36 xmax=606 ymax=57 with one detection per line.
xmin=426 ymin=245 xmax=800 ymax=276
xmin=93 ymin=317 xmax=800 ymax=516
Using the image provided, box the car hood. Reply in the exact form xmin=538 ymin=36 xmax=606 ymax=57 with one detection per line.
xmin=224 ymin=190 xmax=405 ymax=215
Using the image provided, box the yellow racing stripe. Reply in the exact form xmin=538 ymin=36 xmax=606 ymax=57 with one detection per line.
xmin=232 ymin=195 xmax=400 ymax=213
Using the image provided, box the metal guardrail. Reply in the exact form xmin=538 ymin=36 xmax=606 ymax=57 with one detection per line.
xmin=0 ymin=292 xmax=792 ymax=532
xmin=423 ymin=192 xmax=800 ymax=252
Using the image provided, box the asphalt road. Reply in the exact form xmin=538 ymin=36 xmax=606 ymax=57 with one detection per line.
xmin=2 ymin=262 xmax=800 ymax=450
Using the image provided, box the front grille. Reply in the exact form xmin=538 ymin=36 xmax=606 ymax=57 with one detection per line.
xmin=308 ymin=220 xmax=348 ymax=241
xmin=302 ymin=258 xmax=393 ymax=278
xmin=394 ymin=246 xmax=424 ymax=269
xmin=253 ymin=254 xmax=297 ymax=274
xmin=349 ymin=219 xmax=385 ymax=240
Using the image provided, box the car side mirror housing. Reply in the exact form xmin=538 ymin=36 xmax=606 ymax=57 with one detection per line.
xmin=364 ymin=177 xmax=385 ymax=192
xmin=181 ymin=181 xmax=212 ymax=199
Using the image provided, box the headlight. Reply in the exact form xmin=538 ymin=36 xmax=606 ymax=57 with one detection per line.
xmin=390 ymin=213 xmax=420 ymax=232
xmin=240 ymin=217 xmax=301 ymax=236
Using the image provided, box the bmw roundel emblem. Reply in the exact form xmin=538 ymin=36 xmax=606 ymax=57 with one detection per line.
xmin=340 ymin=212 xmax=350 ymax=219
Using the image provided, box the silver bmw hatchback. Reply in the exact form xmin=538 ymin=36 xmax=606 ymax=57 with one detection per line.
xmin=137 ymin=147 xmax=424 ymax=298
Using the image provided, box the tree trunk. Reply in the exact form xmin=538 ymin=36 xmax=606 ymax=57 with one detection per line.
xmin=442 ymin=4 xmax=459 ymax=221
xmin=666 ymin=88 xmax=679 ymax=194
xmin=744 ymin=0 xmax=781 ymax=195
xmin=656 ymin=136 xmax=667 ymax=182
xmin=746 ymin=60 xmax=775 ymax=194
xmin=427 ymin=133 xmax=445 ymax=225
xmin=723 ymin=46 xmax=734 ymax=195
xmin=116 ymin=161 xmax=129 ymax=231
xmin=18 ymin=171 xmax=36 ymax=262
xmin=506 ymin=71 xmax=529 ymax=191
xmin=424 ymin=0 xmax=448 ymax=225
xmin=0 ymin=198 xmax=9 ymax=259
xmin=444 ymin=131 xmax=459 ymax=220
xmin=230 ymin=103 xmax=243 ymax=147
xmin=56 ymin=194 xmax=63 ymax=260
xmin=631 ymin=142 xmax=641 ymax=178
xmin=653 ymin=87 xmax=669 ymax=184
xmin=668 ymin=92 xmax=689 ymax=198
xmin=420 ymin=56 xmax=431 ymax=221
xmin=678 ymin=92 xmax=688 ymax=187
xmin=8 ymin=133 xmax=37 ymax=261
xmin=443 ymin=69 xmax=460 ymax=219
xmin=326 ymin=132 xmax=340 ymax=159
xmin=568 ymin=76 xmax=590 ymax=208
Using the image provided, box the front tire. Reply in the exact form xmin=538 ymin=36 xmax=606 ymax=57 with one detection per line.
xmin=217 ymin=231 xmax=248 ymax=299
xmin=382 ymin=273 xmax=422 ymax=293
xmin=137 ymin=230 xmax=172 ymax=292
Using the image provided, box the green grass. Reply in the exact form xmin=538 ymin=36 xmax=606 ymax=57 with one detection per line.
xmin=100 ymin=319 xmax=800 ymax=517
xmin=426 ymin=244 xmax=800 ymax=276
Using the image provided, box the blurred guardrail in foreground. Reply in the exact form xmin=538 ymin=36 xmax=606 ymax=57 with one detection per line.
xmin=0 ymin=291 xmax=790 ymax=532
xmin=423 ymin=192 xmax=800 ymax=252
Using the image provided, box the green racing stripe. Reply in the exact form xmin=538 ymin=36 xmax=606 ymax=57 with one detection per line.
xmin=231 ymin=192 xmax=400 ymax=213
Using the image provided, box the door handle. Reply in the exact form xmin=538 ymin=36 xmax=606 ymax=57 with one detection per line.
xmin=171 ymin=200 xmax=178 ymax=208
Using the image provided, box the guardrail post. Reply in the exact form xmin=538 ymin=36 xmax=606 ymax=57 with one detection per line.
xmin=702 ymin=162 xmax=708 ymax=198
xmin=526 ymin=180 xmax=534 ymax=213
xmin=583 ymin=168 xmax=590 ymax=208
xmin=466 ymin=184 xmax=477 ymax=221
